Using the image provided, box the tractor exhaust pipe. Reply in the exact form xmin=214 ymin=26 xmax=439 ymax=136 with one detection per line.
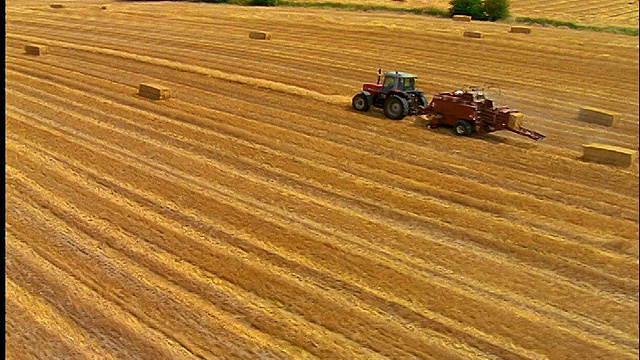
xmin=377 ymin=68 xmax=382 ymax=84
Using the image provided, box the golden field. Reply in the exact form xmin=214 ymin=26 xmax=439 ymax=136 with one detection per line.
xmin=5 ymin=0 xmax=639 ymax=358
xmin=285 ymin=0 xmax=640 ymax=27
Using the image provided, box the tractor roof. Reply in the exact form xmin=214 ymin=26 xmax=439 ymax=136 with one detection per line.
xmin=384 ymin=71 xmax=417 ymax=78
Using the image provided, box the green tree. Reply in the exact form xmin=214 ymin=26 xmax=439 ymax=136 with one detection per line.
xmin=483 ymin=0 xmax=510 ymax=21
xmin=449 ymin=0 xmax=485 ymax=20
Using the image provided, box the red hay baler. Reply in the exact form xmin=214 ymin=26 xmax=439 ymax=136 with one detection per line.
xmin=422 ymin=88 xmax=546 ymax=141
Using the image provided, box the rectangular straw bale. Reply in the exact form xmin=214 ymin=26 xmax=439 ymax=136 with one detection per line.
xmin=510 ymin=26 xmax=531 ymax=34
xmin=138 ymin=83 xmax=171 ymax=100
xmin=50 ymin=4 xmax=65 ymax=8
xmin=507 ymin=112 xmax=524 ymax=130
xmin=249 ymin=31 xmax=271 ymax=40
xmin=582 ymin=144 xmax=637 ymax=167
xmin=25 ymin=44 xmax=47 ymax=55
xmin=578 ymin=107 xmax=619 ymax=126
xmin=463 ymin=31 xmax=483 ymax=38
xmin=453 ymin=15 xmax=472 ymax=22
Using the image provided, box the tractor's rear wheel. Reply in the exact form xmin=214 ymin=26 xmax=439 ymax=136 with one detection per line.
xmin=352 ymin=93 xmax=370 ymax=111
xmin=453 ymin=120 xmax=473 ymax=136
xmin=383 ymin=95 xmax=409 ymax=120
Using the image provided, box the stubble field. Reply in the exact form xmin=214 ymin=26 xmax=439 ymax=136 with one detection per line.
xmin=5 ymin=0 xmax=640 ymax=358
xmin=285 ymin=0 xmax=640 ymax=27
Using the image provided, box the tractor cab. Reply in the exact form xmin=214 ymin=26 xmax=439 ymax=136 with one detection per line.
xmin=361 ymin=71 xmax=418 ymax=95
xmin=381 ymin=72 xmax=417 ymax=93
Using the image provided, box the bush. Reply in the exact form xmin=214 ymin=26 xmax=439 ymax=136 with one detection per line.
xmin=248 ymin=0 xmax=278 ymax=5
xmin=449 ymin=0 xmax=484 ymax=20
xmin=449 ymin=0 xmax=485 ymax=20
xmin=449 ymin=0 xmax=510 ymax=21
xmin=483 ymin=0 xmax=509 ymax=21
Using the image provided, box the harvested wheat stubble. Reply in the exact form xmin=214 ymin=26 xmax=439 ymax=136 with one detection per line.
xmin=463 ymin=31 xmax=483 ymax=38
xmin=5 ymin=3 xmax=640 ymax=358
xmin=578 ymin=106 xmax=619 ymax=126
xmin=510 ymin=26 xmax=532 ymax=34
xmin=138 ymin=83 xmax=171 ymax=100
xmin=453 ymin=15 xmax=472 ymax=22
xmin=50 ymin=4 xmax=65 ymax=8
xmin=24 ymin=44 xmax=47 ymax=56
xmin=249 ymin=31 xmax=271 ymax=40
xmin=582 ymin=143 xmax=638 ymax=167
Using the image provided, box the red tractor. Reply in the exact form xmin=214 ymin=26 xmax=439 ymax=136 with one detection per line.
xmin=352 ymin=70 xmax=428 ymax=120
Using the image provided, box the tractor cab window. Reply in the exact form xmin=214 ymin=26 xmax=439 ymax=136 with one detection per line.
xmin=382 ymin=76 xmax=395 ymax=90
xmin=402 ymin=77 xmax=415 ymax=91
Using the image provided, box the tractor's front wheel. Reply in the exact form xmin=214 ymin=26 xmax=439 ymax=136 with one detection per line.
xmin=383 ymin=95 xmax=409 ymax=120
xmin=453 ymin=120 xmax=473 ymax=136
xmin=352 ymin=93 xmax=370 ymax=112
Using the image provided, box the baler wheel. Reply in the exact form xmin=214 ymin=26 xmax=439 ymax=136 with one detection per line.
xmin=454 ymin=120 xmax=472 ymax=136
